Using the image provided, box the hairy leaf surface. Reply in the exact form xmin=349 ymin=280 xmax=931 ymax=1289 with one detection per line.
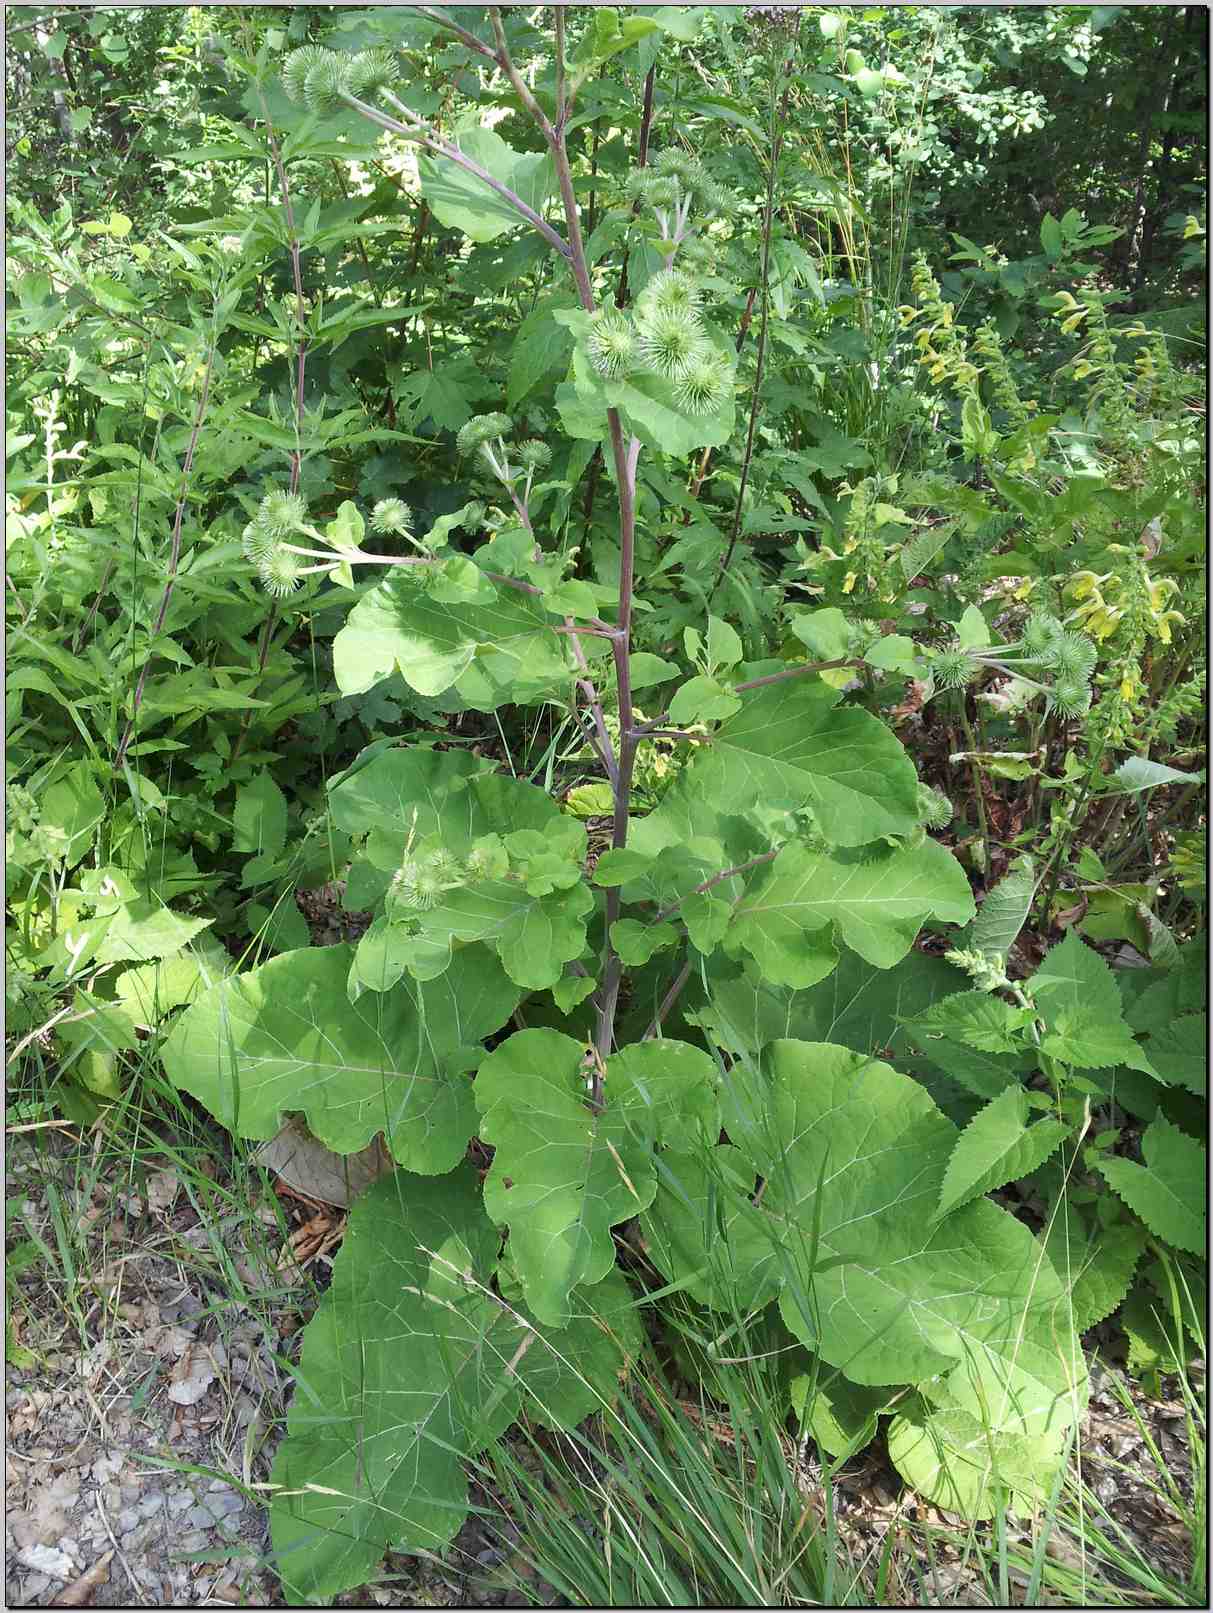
xmin=162 ymin=944 xmax=518 ymax=1173
xmin=270 ymin=1169 xmax=637 ymax=1601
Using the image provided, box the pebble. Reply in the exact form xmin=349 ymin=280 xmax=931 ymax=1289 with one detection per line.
xmin=179 ymin=1529 xmax=208 ymax=1551
xmin=169 ymin=1489 xmax=195 ymax=1513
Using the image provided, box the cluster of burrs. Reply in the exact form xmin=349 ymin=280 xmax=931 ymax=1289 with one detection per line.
xmin=241 ymin=490 xmax=416 ymax=598
xmin=585 ymin=269 xmax=731 ymax=415
xmin=624 ymin=148 xmax=730 ymax=233
xmin=929 ymin=609 xmax=1098 ymax=718
xmin=455 ymin=413 xmax=551 ymax=494
xmin=280 ymin=45 xmax=397 ymax=111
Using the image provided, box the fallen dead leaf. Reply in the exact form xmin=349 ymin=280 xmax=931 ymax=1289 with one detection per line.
xmin=256 ymin=1115 xmax=391 ymax=1207
xmin=52 ymin=1551 xmax=113 ymax=1606
xmin=168 ymin=1343 xmax=217 ymax=1407
xmin=146 ymin=1167 xmax=180 ymax=1215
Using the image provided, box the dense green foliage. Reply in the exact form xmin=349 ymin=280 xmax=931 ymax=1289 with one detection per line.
xmin=6 ymin=6 xmax=1205 ymax=1603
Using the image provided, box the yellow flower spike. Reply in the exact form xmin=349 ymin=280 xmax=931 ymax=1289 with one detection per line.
xmin=929 ymin=361 xmax=948 ymax=382
xmin=1060 ymin=311 xmax=1089 ymax=334
xmin=842 ymin=571 xmax=857 ymax=594
xmin=1072 ymin=360 xmax=1095 ymax=379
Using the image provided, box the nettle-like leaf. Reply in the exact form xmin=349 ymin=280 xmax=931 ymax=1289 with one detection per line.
xmin=332 ymin=567 xmax=571 ymax=702
xmin=475 ymin=1030 xmax=720 ymax=1326
xmin=691 ymin=678 xmax=922 ymax=847
xmin=418 ymin=126 xmax=555 ymax=244
xmin=726 ymin=1041 xmax=1086 ymax=1514
xmin=161 ymin=944 xmax=519 ymax=1174
xmin=907 ymin=992 xmax=1036 ymax=1054
xmin=729 ymin=839 xmax=975 ymax=982
xmin=1029 ymin=932 xmax=1156 ymax=1075
xmin=934 ymin=1085 xmax=1070 ymax=1221
xmin=1041 ymin=1196 xmax=1148 ymax=1334
xmin=270 ymin=1168 xmax=639 ymax=1602
xmin=1095 ymin=1115 xmax=1206 ymax=1255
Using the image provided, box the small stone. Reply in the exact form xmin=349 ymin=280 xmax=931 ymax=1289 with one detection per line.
xmin=138 ymin=1494 xmax=162 ymax=1520
xmin=117 ymin=1507 xmax=140 ymax=1533
xmin=178 ymin=1529 xmax=208 ymax=1551
xmin=186 ymin=1505 xmax=218 ymax=1529
xmin=169 ymin=1490 xmax=195 ymax=1514
xmin=120 ymin=1484 xmax=141 ymax=1505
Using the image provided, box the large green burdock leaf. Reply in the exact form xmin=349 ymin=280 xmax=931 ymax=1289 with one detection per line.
xmin=418 ymin=127 xmax=555 ymax=244
xmin=728 ymin=1041 xmax=1085 ymax=1513
xmin=475 ymin=1030 xmax=720 ymax=1326
xmin=694 ymin=679 xmax=922 ymax=847
xmin=161 ymin=944 xmax=518 ymax=1173
xmin=270 ymin=1169 xmax=638 ymax=1602
xmin=729 ymin=839 xmax=975 ymax=978
xmin=332 ymin=568 xmax=569 ymax=701
xmin=329 ymin=747 xmax=594 ymax=990
xmin=701 ymin=947 xmax=968 ymax=1057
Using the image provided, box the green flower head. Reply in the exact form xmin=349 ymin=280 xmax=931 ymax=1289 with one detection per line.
xmin=456 ymin=412 xmax=513 ymax=458
xmin=674 ymin=351 xmax=730 ymax=415
xmin=637 ymin=305 xmax=705 ymax=380
xmin=931 ymin=644 xmax=978 ymax=691
xmin=587 ymin=311 xmax=636 ymax=380
xmin=517 ymin=440 xmax=551 ymax=473
xmin=1047 ymin=676 xmax=1092 ymax=719
xmin=258 ymin=544 xmax=307 ymax=600
xmin=638 ymin=269 xmax=700 ymax=320
xmin=346 ymin=48 xmax=396 ymax=98
xmin=370 ymin=497 xmax=412 ymax=536
xmin=282 ymin=45 xmax=330 ymax=105
xmin=256 ymin=489 xmax=307 ymax=537
xmin=303 ymin=51 xmax=356 ymax=113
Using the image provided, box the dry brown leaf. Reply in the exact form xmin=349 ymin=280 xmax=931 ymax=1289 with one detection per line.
xmin=167 ymin=1343 xmax=217 ymax=1407
xmin=255 ymin=1115 xmax=391 ymax=1207
xmin=52 ymin=1551 xmax=113 ymax=1606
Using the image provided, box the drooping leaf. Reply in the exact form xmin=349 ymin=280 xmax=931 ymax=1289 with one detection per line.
xmin=508 ymin=297 xmax=576 ymax=407
xmin=270 ymin=1168 xmax=637 ymax=1601
xmin=475 ymin=1030 xmax=656 ymax=1327
xmin=476 ymin=1031 xmax=720 ymax=1326
xmin=969 ymin=857 xmax=1036 ymax=963
xmin=162 ymin=943 xmax=519 ymax=1173
xmin=887 ymin=1401 xmax=1057 ymax=1519
xmin=418 ymin=126 xmax=555 ymax=244
xmin=934 ymin=1085 xmax=1070 ymax=1220
xmin=791 ymin=1366 xmax=899 ymax=1460
xmin=692 ymin=678 xmax=923 ymax=846
xmin=1101 ymin=756 xmax=1204 ymax=796
xmin=332 ymin=568 xmax=569 ymax=701
xmin=729 ymin=839 xmax=975 ymax=979
xmin=1095 ymin=1116 xmax=1206 ymax=1255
